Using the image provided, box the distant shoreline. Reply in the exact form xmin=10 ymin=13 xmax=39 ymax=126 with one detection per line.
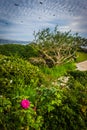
xmin=0 ymin=39 xmax=31 ymax=45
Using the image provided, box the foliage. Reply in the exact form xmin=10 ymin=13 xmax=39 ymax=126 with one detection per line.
xmin=0 ymin=44 xmax=39 ymax=59
xmin=33 ymin=27 xmax=80 ymax=67
xmin=39 ymin=71 xmax=87 ymax=130
xmin=76 ymin=51 xmax=87 ymax=62
xmin=0 ymin=54 xmax=45 ymax=130
xmin=40 ymin=62 xmax=76 ymax=79
xmin=68 ymin=70 xmax=87 ymax=87
xmin=0 ymin=54 xmax=87 ymax=130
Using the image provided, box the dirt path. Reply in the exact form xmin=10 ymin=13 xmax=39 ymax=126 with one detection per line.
xmin=76 ymin=60 xmax=87 ymax=71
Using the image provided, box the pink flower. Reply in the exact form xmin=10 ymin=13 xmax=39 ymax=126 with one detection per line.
xmin=21 ymin=99 xmax=30 ymax=109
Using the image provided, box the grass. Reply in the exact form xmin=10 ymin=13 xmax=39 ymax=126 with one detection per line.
xmin=40 ymin=62 xmax=76 ymax=79
xmin=76 ymin=51 xmax=87 ymax=62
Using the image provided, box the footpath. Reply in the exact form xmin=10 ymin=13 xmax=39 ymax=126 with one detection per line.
xmin=76 ymin=60 xmax=87 ymax=71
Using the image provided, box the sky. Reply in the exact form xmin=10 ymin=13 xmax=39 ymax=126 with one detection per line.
xmin=0 ymin=0 xmax=87 ymax=41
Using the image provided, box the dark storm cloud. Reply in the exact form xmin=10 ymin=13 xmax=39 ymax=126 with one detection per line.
xmin=0 ymin=0 xmax=87 ymax=40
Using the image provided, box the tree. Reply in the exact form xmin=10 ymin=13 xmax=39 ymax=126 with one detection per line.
xmin=33 ymin=27 xmax=78 ymax=67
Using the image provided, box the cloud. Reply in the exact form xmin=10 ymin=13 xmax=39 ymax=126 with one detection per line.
xmin=0 ymin=0 xmax=87 ymax=40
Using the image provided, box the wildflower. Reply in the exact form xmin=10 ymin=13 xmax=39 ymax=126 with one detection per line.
xmin=10 ymin=80 xmax=13 ymax=84
xmin=21 ymin=99 xmax=30 ymax=109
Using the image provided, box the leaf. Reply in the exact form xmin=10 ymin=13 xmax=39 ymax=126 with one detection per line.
xmin=81 ymin=106 xmax=87 ymax=113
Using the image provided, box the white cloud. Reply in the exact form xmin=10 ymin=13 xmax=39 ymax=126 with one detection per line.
xmin=0 ymin=0 xmax=87 ymax=40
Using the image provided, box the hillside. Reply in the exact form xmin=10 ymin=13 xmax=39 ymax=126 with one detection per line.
xmin=0 ymin=28 xmax=87 ymax=130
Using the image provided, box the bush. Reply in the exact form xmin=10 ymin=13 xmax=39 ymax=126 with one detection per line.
xmin=0 ymin=55 xmax=87 ymax=130
xmin=68 ymin=70 xmax=87 ymax=86
xmin=39 ymin=73 xmax=87 ymax=130
xmin=76 ymin=51 xmax=87 ymax=62
xmin=0 ymin=55 xmax=45 ymax=130
xmin=0 ymin=44 xmax=39 ymax=60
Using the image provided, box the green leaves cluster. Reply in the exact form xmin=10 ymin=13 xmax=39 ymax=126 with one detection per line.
xmin=39 ymin=71 xmax=87 ymax=130
xmin=0 ymin=55 xmax=45 ymax=130
xmin=0 ymin=54 xmax=87 ymax=129
xmin=0 ymin=44 xmax=39 ymax=59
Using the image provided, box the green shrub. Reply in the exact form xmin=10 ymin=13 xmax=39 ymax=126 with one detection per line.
xmin=0 ymin=44 xmax=39 ymax=60
xmin=39 ymin=73 xmax=87 ymax=130
xmin=40 ymin=62 xmax=76 ymax=79
xmin=76 ymin=51 xmax=87 ymax=62
xmin=69 ymin=70 xmax=87 ymax=86
xmin=0 ymin=55 xmax=87 ymax=130
xmin=0 ymin=55 xmax=45 ymax=130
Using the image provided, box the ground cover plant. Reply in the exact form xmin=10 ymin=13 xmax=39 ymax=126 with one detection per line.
xmin=0 ymin=54 xmax=87 ymax=130
xmin=0 ymin=44 xmax=39 ymax=60
xmin=0 ymin=55 xmax=45 ymax=130
xmin=76 ymin=51 xmax=87 ymax=62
